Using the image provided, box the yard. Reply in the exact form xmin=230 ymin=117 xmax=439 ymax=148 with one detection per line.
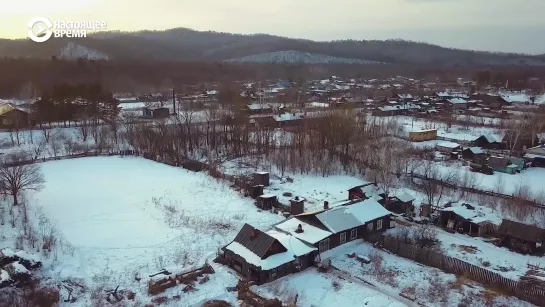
xmin=18 ymin=156 xmax=284 ymax=305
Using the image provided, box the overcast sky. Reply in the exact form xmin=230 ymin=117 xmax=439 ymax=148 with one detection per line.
xmin=1 ymin=0 xmax=544 ymax=54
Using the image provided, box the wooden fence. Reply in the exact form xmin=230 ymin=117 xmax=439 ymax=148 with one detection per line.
xmin=381 ymin=236 xmax=545 ymax=306
xmin=409 ymin=172 xmax=545 ymax=210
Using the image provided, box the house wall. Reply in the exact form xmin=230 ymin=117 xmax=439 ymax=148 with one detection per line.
xmin=0 ymin=110 xmax=32 ymax=128
xmin=408 ymin=130 xmax=437 ymax=142
xmin=316 ymin=216 xmax=390 ymax=252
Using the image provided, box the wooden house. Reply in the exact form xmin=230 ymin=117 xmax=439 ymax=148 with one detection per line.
xmin=143 ymin=107 xmax=169 ymax=119
xmin=474 ymin=135 xmax=502 ymax=149
xmin=408 ymin=129 xmax=437 ymax=142
xmin=387 ymin=192 xmax=415 ymax=215
xmin=275 ymin=198 xmax=392 ymax=253
xmin=247 ymin=103 xmax=272 ymax=115
xmin=497 ymin=220 xmax=545 ymax=255
xmin=435 ymin=141 xmax=461 ymax=154
xmin=348 ymin=183 xmax=385 ymax=202
xmin=524 ymin=145 xmax=545 ymax=167
xmin=437 ymin=203 xmax=499 ymax=237
xmin=487 ymin=156 xmax=524 ymax=174
xmin=221 ymin=224 xmax=318 ymax=284
xmin=448 ymin=98 xmax=468 ymax=109
xmin=0 ymin=103 xmax=33 ymax=128
xmin=462 ymin=147 xmax=486 ymax=161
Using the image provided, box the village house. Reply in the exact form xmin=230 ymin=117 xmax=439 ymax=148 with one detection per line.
xmin=448 ymin=98 xmax=468 ymax=109
xmin=502 ymin=130 xmax=541 ymax=152
xmin=372 ymin=104 xmax=421 ymax=116
xmin=408 ymin=129 xmax=437 ymax=142
xmin=275 ymin=198 xmax=392 ymax=253
xmin=497 ymin=220 xmax=545 ymax=255
xmin=437 ymin=203 xmax=500 ymax=237
xmin=142 ymin=107 xmax=169 ymax=119
xmin=347 ymin=183 xmax=386 ymax=202
xmin=462 ymin=147 xmax=486 ymax=161
xmin=221 ymin=224 xmax=317 ymax=284
xmin=435 ymin=141 xmax=461 ymax=154
xmin=247 ymin=103 xmax=272 ymax=115
xmin=487 ymin=156 xmax=525 ymax=174
xmin=474 ymin=134 xmax=502 ymax=149
xmin=0 ymin=103 xmax=33 ymax=128
xmin=524 ymin=144 xmax=545 ymax=167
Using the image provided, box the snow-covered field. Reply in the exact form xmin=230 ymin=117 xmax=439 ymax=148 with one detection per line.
xmin=11 ymin=156 xmax=286 ymax=305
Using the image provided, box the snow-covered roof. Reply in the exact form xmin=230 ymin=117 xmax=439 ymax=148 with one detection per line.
xmin=6 ymin=261 xmax=29 ymax=274
xmin=274 ymin=217 xmax=332 ymax=244
xmin=273 ymin=113 xmax=303 ymax=122
xmin=0 ymin=269 xmax=10 ymax=283
xmin=467 ymin=147 xmax=484 ymax=154
xmin=378 ymin=104 xmax=420 ymax=112
xmin=441 ymin=203 xmax=502 ymax=225
xmin=224 ymin=229 xmax=316 ymax=270
xmin=248 ymin=103 xmax=271 ymax=110
xmin=396 ymin=192 xmax=415 ymax=203
xmin=316 ymin=199 xmax=390 ymax=233
xmin=436 ymin=141 xmax=460 ymax=148
xmin=397 ymin=94 xmax=413 ymax=99
xmin=448 ymin=98 xmax=468 ymax=104
xmin=499 ymin=92 xmax=531 ymax=104
xmin=360 ymin=184 xmax=385 ymax=201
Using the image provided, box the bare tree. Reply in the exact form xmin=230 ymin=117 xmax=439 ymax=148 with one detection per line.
xmin=0 ymin=151 xmax=45 ymax=206
xmin=502 ymin=116 xmax=530 ymax=156
xmin=415 ymin=160 xmax=459 ymax=206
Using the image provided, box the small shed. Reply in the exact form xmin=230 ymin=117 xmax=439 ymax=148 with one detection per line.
xmin=253 ymin=172 xmax=270 ymax=187
xmin=257 ymin=194 xmax=277 ymax=210
xmin=289 ymin=197 xmax=305 ymax=215
xmin=388 ymin=192 xmax=415 ymax=214
xmin=250 ymin=185 xmax=264 ymax=199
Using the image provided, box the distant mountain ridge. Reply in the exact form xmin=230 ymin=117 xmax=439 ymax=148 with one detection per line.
xmin=1 ymin=27 xmax=545 ymax=66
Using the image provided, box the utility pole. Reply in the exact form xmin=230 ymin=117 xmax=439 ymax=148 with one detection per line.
xmin=172 ymin=88 xmax=176 ymax=115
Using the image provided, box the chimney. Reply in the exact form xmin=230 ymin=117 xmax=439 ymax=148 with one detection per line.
xmin=324 ymin=201 xmax=329 ymax=210
xmin=295 ymin=224 xmax=304 ymax=233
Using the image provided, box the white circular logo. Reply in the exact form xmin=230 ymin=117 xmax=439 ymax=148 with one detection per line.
xmin=28 ymin=17 xmax=53 ymax=43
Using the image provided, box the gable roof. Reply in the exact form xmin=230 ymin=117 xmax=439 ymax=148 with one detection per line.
xmin=487 ymin=156 xmax=510 ymax=169
xmin=273 ymin=217 xmax=332 ymax=245
xmin=232 ymin=223 xmax=277 ymax=258
xmin=315 ymin=199 xmax=391 ymax=233
xmin=497 ymin=220 xmax=545 ymax=243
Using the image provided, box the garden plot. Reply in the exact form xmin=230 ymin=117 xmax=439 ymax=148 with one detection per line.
xmin=221 ymin=155 xmax=367 ymax=211
xmin=22 ymin=156 xmax=283 ymax=304
xmin=437 ymin=229 xmax=545 ymax=280
xmin=322 ymin=241 xmax=533 ymax=307
xmin=253 ymin=267 xmax=406 ymax=307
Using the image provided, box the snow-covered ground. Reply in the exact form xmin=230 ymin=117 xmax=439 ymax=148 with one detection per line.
xmin=322 ymin=241 xmax=533 ymax=307
xmin=6 ymin=156 xmax=286 ymax=305
xmin=221 ymin=156 xmax=367 ymax=211
xmin=437 ymin=229 xmax=545 ymax=280
xmin=254 ymin=267 xmax=407 ymax=307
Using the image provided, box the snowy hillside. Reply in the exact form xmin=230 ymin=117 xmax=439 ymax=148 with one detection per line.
xmin=60 ymin=42 xmax=109 ymax=60
xmin=227 ymin=50 xmax=387 ymax=64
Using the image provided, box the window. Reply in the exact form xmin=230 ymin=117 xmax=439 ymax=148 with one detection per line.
xmin=340 ymin=232 xmax=346 ymax=244
xmin=377 ymin=219 xmax=383 ymax=230
xmin=367 ymin=222 xmax=374 ymax=231
xmin=319 ymin=238 xmax=330 ymax=252
xmin=350 ymin=228 xmax=357 ymax=240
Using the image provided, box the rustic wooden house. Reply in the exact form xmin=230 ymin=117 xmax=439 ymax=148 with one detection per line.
xmin=221 ymin=224 xmax=317 ymax=284
xmin=247 ymin=103 xmax=272 ymax=115
xmin=462 ymin=147 xmax=486 ymax=161
xmin=143 ymin=107 xmax=169 ymax=119
xmin=487 ymin=156 xmax=524 ymax=174
xmin=524 ymin=144 xmax=545 ymax=167
xmin=437 ymin=203 xmax=499 ymax=237
xmin=275 ymin=198 xmax=392 ymax=253
xmin=474 ymin=135 xmax=502 ymax=149
xmin=387 ymin=192 xmax=415 ymax=215
xmin=435 ymin=141 xmax=461 ymax=154
xmin=408 ymin=129 xmax=437 ymax=142
xmin=348 ymin=183 xmax=385 ymax=201
xmin=0 ymin=103 xmax=33 ymax=128
xmin=497 ymin=220 xmax=545 ymax=255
